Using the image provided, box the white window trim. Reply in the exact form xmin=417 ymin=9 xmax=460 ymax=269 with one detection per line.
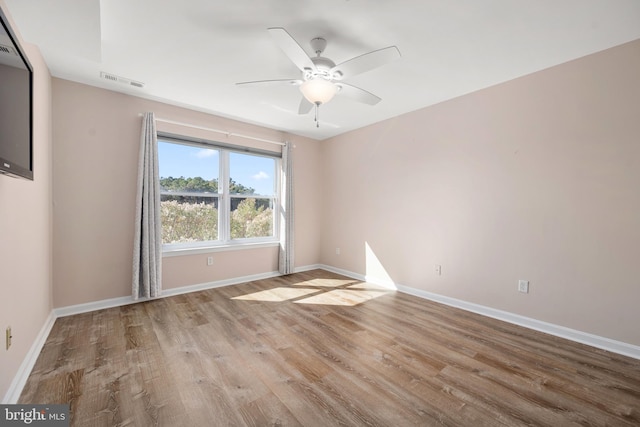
xmin=162 ymin=240 xmax=280 ymax=257
xmin=158 ymin=134 xmax=280 ymax=253
xmin=219 ymin=150 xmax=230 ymax=242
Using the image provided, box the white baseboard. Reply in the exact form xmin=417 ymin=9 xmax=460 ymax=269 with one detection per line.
xmin=319 ymin=264 xmax=366 ymax=281
xmin=9 ymin=264 xmax=638 ymax=405
xmin=8 ymin=270 xmax=285 ymax=401
xmin=54 ymin=266 xmax=346 ymax=319
xmin=2 ymin=311 xmax=56 ymax=404
xmin=161 ymin=270 xmax=281 ymax=298
xmin=55 ymin=271 xmax=283 ymax=318
xmin=317 ymin=264 xmax=640 ymax=360
xmin=293 ymin=264 xmax=323 ymax=273
xmin=396 ymin=284 xmax=640 ymax=360
xmin=6 ymin=266 xmax=317 ymax=402
xmin=54 ymin=295 xmax=137 ymax=318
xmin=318 ymin=264 xmax=396 ymax=290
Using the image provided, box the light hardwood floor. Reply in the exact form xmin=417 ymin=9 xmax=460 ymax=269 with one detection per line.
xmin=19 ymin=270 xmax=640 ymax=426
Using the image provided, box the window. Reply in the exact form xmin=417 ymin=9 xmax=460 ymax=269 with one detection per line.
xmin=229 ymin=152 xmax=276 ymax=239
xmin=158 ymin=134 xmax=279 ymax=251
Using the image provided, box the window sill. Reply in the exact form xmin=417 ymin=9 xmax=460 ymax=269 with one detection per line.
xmin=162 ymin=241 xmax=280 ymax=258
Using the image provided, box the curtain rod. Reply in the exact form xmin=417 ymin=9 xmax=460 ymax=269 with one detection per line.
xmin=140 ymin=114 xmax=286 ymax=146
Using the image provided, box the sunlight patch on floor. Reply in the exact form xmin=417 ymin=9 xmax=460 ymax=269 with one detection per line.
xmin=346 ymin=282 xmax=390 ymax=291
xmin=294 ymin=289 xmax=389 ymax=306
xmin=290 ymin=278 xmax=357 ymax=288
xmin=232 ymin=287 xmax=319 ymax=302
xmin=231 ymin=276 xmax=393 ymax=306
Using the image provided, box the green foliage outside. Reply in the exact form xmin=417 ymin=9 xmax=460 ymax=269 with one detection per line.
xmin=159 ymin=176 xmax=256 ymax=194
xmin=160 ymin=176 xmax=272 ymax=244
xmin=161 ymin=200 xmax=219 ymax=243
xmin=230 ymin=198 xmax=273 ymax=239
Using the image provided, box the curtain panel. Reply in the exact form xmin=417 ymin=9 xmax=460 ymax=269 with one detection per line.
xmin=279 ymin=141 xmax=294 ymax=274
xmin=132 ymin=112 xmax=162 ymax=299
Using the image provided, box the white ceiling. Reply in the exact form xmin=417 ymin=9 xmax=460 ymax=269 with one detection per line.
xmin=5 ymin=0 xmax=640 ymax=140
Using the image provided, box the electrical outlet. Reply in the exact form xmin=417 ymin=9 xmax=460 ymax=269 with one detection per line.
xmin=335 ymin=248 xmax=341 ymax=255
xmin=435 ymin=264 xmax=442 ymax=276
xmin=518 ymin=280 xmax=529 ymax=293
xmin=207 ymin=256 xmax=213 ymax=266
xmin=6 ymin=326 xmax=11 ymax=350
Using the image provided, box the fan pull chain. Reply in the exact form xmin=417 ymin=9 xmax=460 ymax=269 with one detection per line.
xmin=314 ymin=102 xmax=321 ymax=128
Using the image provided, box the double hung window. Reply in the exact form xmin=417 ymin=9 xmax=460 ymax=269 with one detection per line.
xmin=158 ymin=133 xmax=279 ymax=251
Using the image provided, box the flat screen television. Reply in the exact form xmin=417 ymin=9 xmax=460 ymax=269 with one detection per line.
xmin=0 ymin=7 xmax=33 ymax=180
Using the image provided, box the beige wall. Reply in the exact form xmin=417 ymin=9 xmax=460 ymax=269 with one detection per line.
xmin=51 ymin=79 xmax=321 ymax=306
xmin=0 ymin=1 xmax=53 ymax=400
xmin=2 ymin=3 xmax=637 ymax=401
xmin=320 ymin=39 xmax=640 ymax=346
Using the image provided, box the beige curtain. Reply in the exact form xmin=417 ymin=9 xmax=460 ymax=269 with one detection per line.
xmin=278 ymin=141 xmax=294 ymax=274
xmin=132 ymin=112 xmax=162 ymax=299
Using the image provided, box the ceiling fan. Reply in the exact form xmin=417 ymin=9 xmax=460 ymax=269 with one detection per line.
xmin=236 ymin=27 xmax=401 ymax=126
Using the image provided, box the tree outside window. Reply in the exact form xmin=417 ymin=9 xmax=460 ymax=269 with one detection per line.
xmin=158 ymin=138 xmax=278 ymax=248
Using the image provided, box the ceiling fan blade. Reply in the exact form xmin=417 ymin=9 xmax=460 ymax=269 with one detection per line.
xmin=298 ymin=97 xmax=313 ymax=115
xmin=268 ymin=27 xmax=316 ymax=72
xmin=336 ymin=83 xmax=381 ymax=105
xmin=236 ymin=79 xmax=302 ymax=87
xmin=331 ymin=46 xmax=401 ymax=80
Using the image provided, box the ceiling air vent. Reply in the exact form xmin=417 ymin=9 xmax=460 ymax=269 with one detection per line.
xmin=0 ymin=44 xmax=17 ymax=56
xmin=100 ymin=71 xmax=145 ymax=88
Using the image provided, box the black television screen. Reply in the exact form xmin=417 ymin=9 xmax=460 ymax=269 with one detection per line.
xmin=0 ymin=7 xmax=33 ymax=181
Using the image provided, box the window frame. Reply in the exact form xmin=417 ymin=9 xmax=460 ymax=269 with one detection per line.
xmin=158 ymin=132 xmax=281 ymax=254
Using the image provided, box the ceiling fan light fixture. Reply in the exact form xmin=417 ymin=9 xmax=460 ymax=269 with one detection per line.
xmin=300 ymin=78 xmax=338 ymax=105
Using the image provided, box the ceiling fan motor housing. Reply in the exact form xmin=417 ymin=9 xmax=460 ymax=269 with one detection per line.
xmin=306 ymin=56 xmax=338 ymax=80
xmin=305 ymin=37 xmax=343 ymax=81
xmin=236 ymin=27 xmax=396 ymax=115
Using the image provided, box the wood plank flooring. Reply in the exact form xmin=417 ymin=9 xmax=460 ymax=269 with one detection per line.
xmin=19 ymin=269 xmax=640 ymax=426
